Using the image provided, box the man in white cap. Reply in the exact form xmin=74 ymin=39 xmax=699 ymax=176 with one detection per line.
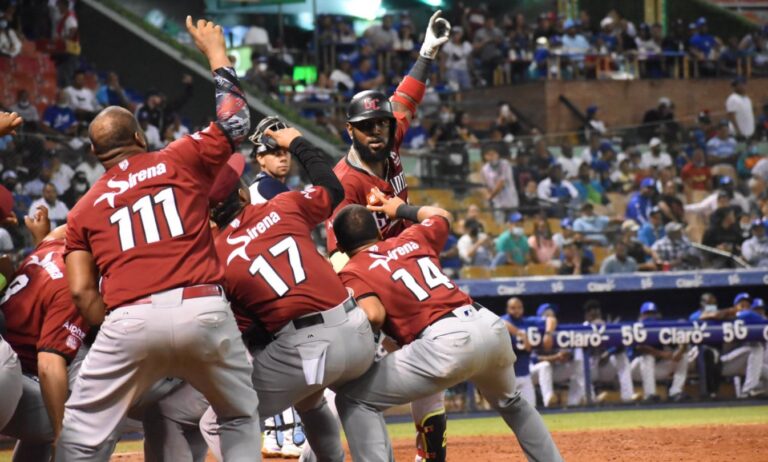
xmin=640 ymin=137 xmax=672 ymax=171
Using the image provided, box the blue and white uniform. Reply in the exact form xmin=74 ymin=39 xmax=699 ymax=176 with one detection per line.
xmin=249 ymin=171 xmax=290 ymax=205
xmin=500 ymin=313 xmax=536 ymax=405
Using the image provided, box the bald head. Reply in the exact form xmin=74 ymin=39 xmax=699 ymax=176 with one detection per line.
xmin=333 ymin=205 xmax=380 ymax=254
xmin=89 ymin=106 xmax=146 ymax=166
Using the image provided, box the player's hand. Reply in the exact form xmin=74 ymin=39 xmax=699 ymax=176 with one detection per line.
xmin=366 ymin=187 xmax=404 ymax=218
xmin=25 ymin=206 xmax=51 ymax=245
xmin=419 ymin=10 xmax=451 ymax=59
xmin=185 ymin=16 xmax=229 ymax=71
xmin=264 ymin=127 xmax=302 ymax=150
xmin=0 ymin=112 xmax=23 ymax=137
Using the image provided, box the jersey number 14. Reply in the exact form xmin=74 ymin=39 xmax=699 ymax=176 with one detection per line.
xmin=392 ymin=257 xmax=454 ymax=301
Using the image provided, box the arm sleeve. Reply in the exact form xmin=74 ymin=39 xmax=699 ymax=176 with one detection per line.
xmin=288 ymin=137 xmax=344 ymax=208
xmin=212 ymin=67 xmax=250 ymax=147
xmin=725 ymin=95 xmax=737 ymax=113
xmin=37 ymin=282 xmax=87 ymax=363
xmin=340 ymin=270 xmax=377 ymax=301
xmin=398 ymin=216 xmax=451 ymax=255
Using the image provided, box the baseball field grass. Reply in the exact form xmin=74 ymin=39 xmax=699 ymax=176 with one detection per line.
xmin=2 ymin=404 xmax=767 ymax=461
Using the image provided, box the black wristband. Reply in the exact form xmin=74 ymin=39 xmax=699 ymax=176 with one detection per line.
xmin=395 ymin=204 xmax=422 ymax=222
xmin=407 ymin=56 xmax=432 ymax=83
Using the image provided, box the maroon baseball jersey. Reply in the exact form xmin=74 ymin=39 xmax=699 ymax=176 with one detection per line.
xmin=66 ymin=123 xmax=232 ymax=309
xmin=339 ymin=216 xmax=473 ymax=345
xmin=326 ymin=110 xmax=410 ymax=254
xmin=214 ymin=186 xmax=349 ymax=334
xmin=0 ymin=239 xmax=87 ymax=375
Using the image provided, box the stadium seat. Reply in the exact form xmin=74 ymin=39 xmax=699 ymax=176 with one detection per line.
xmin=606 ymin=192 xmax=629 ymax=218
xmin=492 ymin=265 xmax=525 ymax=277
xmin=591 ymin=246 xmax=611 ymax=270
xmin=525 ymin=263 xmax=557 ymax=276
xmin=459 ymin=266 xmax=492 ymax=279
xmin=547 ymin=218 xmax=562 ymax=234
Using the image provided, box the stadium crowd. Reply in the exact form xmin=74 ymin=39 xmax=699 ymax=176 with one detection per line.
xmin=1 ymin=0 xmax=767 ymax=278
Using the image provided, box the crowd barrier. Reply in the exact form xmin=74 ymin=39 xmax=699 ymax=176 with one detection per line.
xmin=520 ymin=319 xmax=768 ymax=351
xmin=457 ymin=269 xmax=768 ymax=297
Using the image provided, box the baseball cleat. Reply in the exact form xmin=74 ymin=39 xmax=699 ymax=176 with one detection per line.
xmin=262 ymin=430 xmax=283 ymax=458
xmin=281 ymin=441 xmax=304 ymax=458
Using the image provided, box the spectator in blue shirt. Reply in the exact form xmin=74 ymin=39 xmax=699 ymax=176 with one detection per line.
xmin=439 ymin=231 xmax=462 ymax=279
xmin=96 ymin=72 xmax=130 ymax=108
xmin=638 ymin=206 xmax=665 ymax=247
xmin=688 ymin=17 xmax=719 ymax=61
xmin=42 ymin=91 xmax=77 ymax=135
xmin=706 ymin=120 xmax=738 ymax=166
xmin=625 ymin=177 xmax=657 ymax=226
xmin=574 ymin=202 xmax=611 ymax=246
xmin=352 ymin=57 xmax=384 ymax=91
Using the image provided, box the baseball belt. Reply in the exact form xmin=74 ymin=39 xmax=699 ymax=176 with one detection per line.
xmin=291 ymin=298 xmax=357 ymax=330
xmin=122 ymin=284 xmax=223 ymax=306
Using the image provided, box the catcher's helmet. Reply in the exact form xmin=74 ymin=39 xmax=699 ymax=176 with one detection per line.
xmin=346 ymin=90 xmax=395 ymax=123
xmin=249 ymin=116 xmax=289 ymax=157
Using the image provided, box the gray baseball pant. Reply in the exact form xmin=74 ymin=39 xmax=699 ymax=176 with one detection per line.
xmin=0 ymin=337 xmax=22 ymax=431
xmin=201 ymin=304 xmax=376 ymax=462
xmin=336 ymin=306 xmax=563 ymax=462
xmin=55 ymin=287 xmax=259 ymax=462
xmin=142 ymin=382 xmax=210 ymax=462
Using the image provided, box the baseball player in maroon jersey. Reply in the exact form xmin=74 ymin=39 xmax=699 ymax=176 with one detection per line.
xmin=0 ymin=207 xmax=86 ymax=462
xmin=0 ymin=112 xmax=24 ymax=433
xmin=326 ymin=11 xmax=451 ymax=259
xmin=200 ymin=126 xmax=376 ymax=462
xmin=332 ymin=190 xmax=563 ymax=462
xmin=57 ymin=17 xmax=260 ymax=461
xmin=325 ymin=11 xmax=453 ymax=461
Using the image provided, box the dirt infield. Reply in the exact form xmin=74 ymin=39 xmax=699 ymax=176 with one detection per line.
xmin=107 ymin=423 xmax=768 ymax=461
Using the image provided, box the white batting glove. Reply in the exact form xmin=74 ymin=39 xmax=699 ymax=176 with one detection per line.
xmin=419 ymin=10 xmax=451 ymax=60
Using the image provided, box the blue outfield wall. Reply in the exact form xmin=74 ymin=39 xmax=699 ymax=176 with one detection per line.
xmin=461 ymin=269 xmax=768 ymax=323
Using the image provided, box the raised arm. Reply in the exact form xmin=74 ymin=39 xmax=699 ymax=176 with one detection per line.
xmin=390 ymin=11 xmax=450 ymax=123
xmin=265 ymin=127 xmax=344 ymax=209
xmin=186 ymin=16 xmax=250 ymax=146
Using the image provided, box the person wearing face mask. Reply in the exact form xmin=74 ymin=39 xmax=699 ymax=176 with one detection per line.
xmin=573 ymin=202 xmax=614 ymax=246
xmin=741 ymin=218 xmax=768 ymax=267
xmin=481 ymin=147 xmax=518 ymax=223
xmin=0 ymin=14 xmax=21 ymax=58
xmin=492 ymin=212 xmax=531 ymax=269
xmin=9 ymin=91 xmax=40 ymax=130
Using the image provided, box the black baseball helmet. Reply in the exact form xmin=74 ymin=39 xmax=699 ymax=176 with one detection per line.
xmin=346 ymin=90 xmax=395 ymax=123
xmin=248 ymin=115 xmax=289 ymax=157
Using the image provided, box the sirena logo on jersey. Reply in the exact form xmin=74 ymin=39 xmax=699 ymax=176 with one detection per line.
xmin=93 ymin=162 xmax=168 ymax=208
xmin=367 ymin=241 xmax=420 ymax=272
xmin=25 ymin=252 xmax=63 ymax=280
xmin=225 ymin=211 xmax=281 ymax=265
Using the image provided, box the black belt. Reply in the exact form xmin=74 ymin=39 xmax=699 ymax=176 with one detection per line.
xmin=421 ymin=302 xmax=485 ymax=336
xmin=292 ymin=298 xmax=357 ymax=330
